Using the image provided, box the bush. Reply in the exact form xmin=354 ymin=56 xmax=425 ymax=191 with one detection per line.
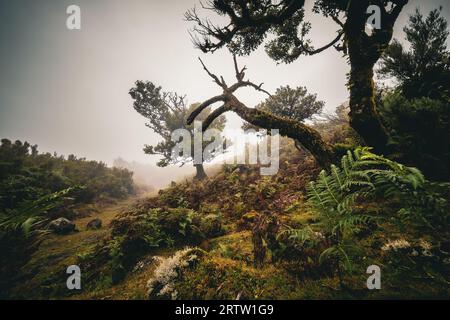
xmin=0 ymin=188 xmax=75 ymax=298
xmin=0 ymin=138 xmax=135 ymax=210
xmin=284 ymin=147 xmax=449 ymax=287
xmin=107 ymin=207 xmax=223 ymax=280
xmin=379 ymin=92 xmax=450 ymax=180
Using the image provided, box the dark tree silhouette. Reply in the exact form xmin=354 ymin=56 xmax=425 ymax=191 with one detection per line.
xmin=186 ymin=0 xmax=410 ymax=162
xmin=376 ymin=8 xmax=450 ymax=180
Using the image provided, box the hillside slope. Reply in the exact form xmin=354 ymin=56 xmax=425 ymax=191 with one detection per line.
xmin=11 ymin=138 xmax=449 ymax=300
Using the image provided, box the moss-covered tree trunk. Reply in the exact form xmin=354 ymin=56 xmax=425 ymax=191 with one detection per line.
xmin=348 ymin=65 xmax=389 ymax=154
xmin=227 ymin=97 xmax=337 ymax=168
xmin=344 ymin=0 xmax=405 ymax=155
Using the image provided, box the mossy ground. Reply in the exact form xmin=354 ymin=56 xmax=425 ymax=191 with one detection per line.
xmin=11 ymin=199 xmax=449 ymax=299
xmin=10 ymin=198 xmax=139 ymax=299
xmin=9 ymin=141 xmax=449 ymax=300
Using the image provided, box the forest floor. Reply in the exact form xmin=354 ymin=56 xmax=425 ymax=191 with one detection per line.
xmin=9 ymin=192 xmax=334 ymax=300
xmin=9 ymin=143 xmax=449 ymax=300
xmin=9 ymin=196 xmax=155 ymax=299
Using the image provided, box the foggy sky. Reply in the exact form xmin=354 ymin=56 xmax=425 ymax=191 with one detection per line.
xmin=0 ymin=0 xmax=449 ymax=166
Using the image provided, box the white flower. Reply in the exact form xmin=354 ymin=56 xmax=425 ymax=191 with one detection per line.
xmin=419 ymin=239 xmax=432 ymax=251
xmin=381 ymin=239 xmax=411 ymax=252
xmin=146 ymin=247 xmax=199 ymax=300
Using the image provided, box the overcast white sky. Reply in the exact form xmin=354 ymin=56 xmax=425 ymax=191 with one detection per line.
xmin=0 ymin=0 xmax=448 ymax=166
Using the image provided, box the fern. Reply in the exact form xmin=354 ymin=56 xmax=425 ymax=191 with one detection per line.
xmin=279 ymin=226 xmax=317 ymax=245
xmin=286 ymin=147 xmax=447 ymax=286
xmin=0 ymin=187 xmax=75 ymax=237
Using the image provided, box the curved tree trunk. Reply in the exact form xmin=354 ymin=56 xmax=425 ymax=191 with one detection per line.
xmin=197 ymin=97 xmax=337 ymax=168
xmin=188 ymin=56 xmax=338 ymax=169
xmin=227 ymin=97 xmax=337 ymax=168
xmin=194 ymin=163 xmax=207 ymax=180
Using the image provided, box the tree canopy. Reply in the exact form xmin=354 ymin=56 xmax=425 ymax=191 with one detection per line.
xmin=186 ymin=0 xmax=410 ymax=166
xmin=129 ymin=81 xmax=226 ymax=179
xmin=256 ymin=85 xmax=324 ymax=122
xmin=376 ymin=8 xmax=450 ymax=180
xmin=378 ymin=7 xmax=450 ymax=100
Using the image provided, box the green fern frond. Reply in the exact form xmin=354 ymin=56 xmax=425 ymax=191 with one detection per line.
xmin=332 ymin=215 xmax=375 ymax=235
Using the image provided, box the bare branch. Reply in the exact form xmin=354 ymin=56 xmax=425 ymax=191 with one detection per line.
xmin=162 ymin=92 xmax=187 ymax=114
xmin=233 ymin=54 xmax=246 ymax=81
xmin=229 ymin=81 xmax=271 ymax=96
xmin=229 ymin=56 xmax=270 ymax=95
xmin=330 ymin=13 xmax=345 ymax=29
xmin=300 ymin=30 xmax=344 ymax=55
xmin=198 ymin=57 xmax=225 ymax=87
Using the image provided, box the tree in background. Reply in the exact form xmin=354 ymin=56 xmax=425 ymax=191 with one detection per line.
xmin=243 ymin=85 xmax=325 ymax=151
xmin=378 ymin=7 xmax=450 ymax=100
xmin=257 ymin=85 xmax=324 ymax=122
xmin=129 ymin=81 xmax=226 ymax=180
xmin=185 ymin=0 xmax=410 ymax=166
xmin=377 ymin=8 xmax=450 ymax=180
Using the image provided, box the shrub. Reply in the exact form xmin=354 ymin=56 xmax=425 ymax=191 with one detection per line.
xmin=0 ymin=188 xmax=75 ymax=297
xmin=284 ymin=147 xmax=449 ymax=287
xmin=107 ymin=207 xmax=223 ymax=282
xmin=0 ymin=138 xmax=135 ymax=211
xmin=379 ymin=92 xmax=450 ymax=180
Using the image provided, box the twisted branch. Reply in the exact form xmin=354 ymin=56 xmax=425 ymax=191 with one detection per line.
xmin=187 ymin=56 xmax=337 ymax=168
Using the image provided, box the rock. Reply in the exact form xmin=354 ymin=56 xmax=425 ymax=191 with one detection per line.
xmin=49 ymin=218 xmax=76 ymax=234
xmin=86 ymin=218 xmax=102 ymax=230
